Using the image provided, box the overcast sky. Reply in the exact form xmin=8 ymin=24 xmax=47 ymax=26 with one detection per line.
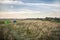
xmin=0 ymin=0 xmax=60 ymax=18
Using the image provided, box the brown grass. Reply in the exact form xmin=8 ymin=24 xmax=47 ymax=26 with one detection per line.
xmin=0 ymin=20 xmax=60 ymax=40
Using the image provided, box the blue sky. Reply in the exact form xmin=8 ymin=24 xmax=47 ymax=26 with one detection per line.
xmin=0 ymin=0 xmax=60 ymax=18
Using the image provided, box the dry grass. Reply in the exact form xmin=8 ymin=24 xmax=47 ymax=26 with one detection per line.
xmin=0 ymin=20 xmax=60 ymax=40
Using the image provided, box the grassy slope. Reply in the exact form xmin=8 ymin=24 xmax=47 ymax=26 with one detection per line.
xmin=0 ymin=20 xmax=60 ymax=40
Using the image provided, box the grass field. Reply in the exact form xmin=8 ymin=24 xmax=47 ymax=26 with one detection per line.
xmin=0 ymin=19 xmax=60 ymax=40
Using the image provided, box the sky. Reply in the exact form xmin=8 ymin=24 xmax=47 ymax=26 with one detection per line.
xmin=0 ymin=0 xmax=60 ymax=18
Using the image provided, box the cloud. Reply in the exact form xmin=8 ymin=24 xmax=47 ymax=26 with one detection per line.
xmin=0 ymin=0 xmax=24 ymax=4
xmin=0 ymin=0 xmax=60 ymax=7
xmin=0 ymin=9 xmax=44 ymax=18
xmin=48 ymin=11 xmax=60 ymax=18
xmin=0 ymin=0 xmax=60 ymax=18
xmin=24 ymin=3 xmax=60 ymax=8
xmin=0 ymin=9 xmax=41 ymax=14
xmin=0 ymin=2 xmax=60 ymax=12
xmin=0 ymin=8 xmax=60 ymax=18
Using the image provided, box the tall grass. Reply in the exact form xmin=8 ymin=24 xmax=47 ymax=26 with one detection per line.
xmin=0 ymin=20 xmax=60 ymax=40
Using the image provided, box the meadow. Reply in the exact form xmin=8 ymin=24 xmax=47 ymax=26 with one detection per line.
xmin=0 ymin=19 xmax=60 ymax=40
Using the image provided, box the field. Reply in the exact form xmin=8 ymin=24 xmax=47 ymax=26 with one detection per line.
xmin=0 ymin=19 xmax=60 ymax=40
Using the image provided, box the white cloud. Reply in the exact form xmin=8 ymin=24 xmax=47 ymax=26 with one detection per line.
xmin=0 ymin=0 xmax=60 ymax=18
xmin=0 ymin=0 xmax=13 ymax=1
xmin=0 ymin=0 xmax=60 ymax=7
xmin=0 ymin=0 xmax=24 ymax=4
xmin=0 ymin=8 xmax=60 ymax=18
xmin=0 ymin=10 xmax=41 ymax=18
xmin=0 ymin=9 xmax=41 ymax=14
xmin=48 ymin=12 xmax=60 ymax=18
xmin=24 ymin=3 xmax=60 ymax=8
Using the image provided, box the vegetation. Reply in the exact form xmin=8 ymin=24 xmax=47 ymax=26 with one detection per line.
xmin=45 ymin=17 xmax=60 ymax=22
xmin=26 ymin=17 xmax=60 ymax=22
xmin=0 ymin=19 xmax=60 ymax=40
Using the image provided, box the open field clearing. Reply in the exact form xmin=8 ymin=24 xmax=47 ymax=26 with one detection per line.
xmin=0 ymin=20 xmax=60 ymax=40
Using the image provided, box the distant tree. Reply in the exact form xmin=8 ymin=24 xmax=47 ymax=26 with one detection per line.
xmin=45 ymin=17 xmax=60 ymax=22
